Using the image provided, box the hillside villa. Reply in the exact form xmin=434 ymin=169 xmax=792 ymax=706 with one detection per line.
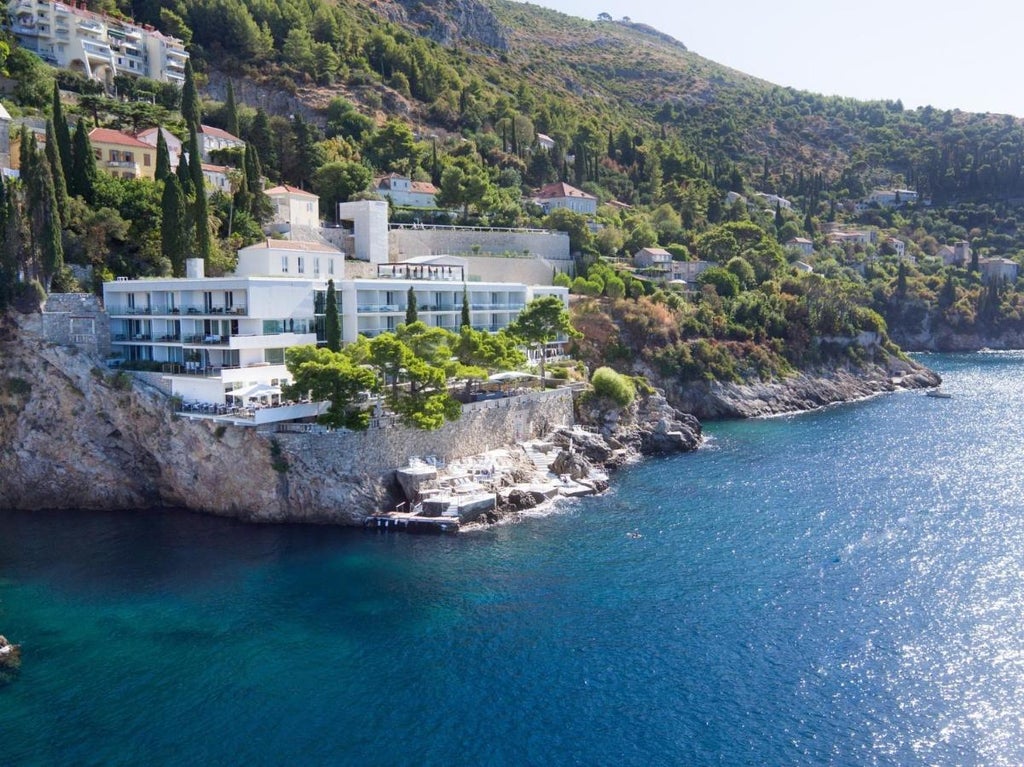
xmin=532 ymin=182 xmax=597 ymax=215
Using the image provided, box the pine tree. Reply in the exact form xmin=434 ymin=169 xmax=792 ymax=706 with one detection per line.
xmin=224 ymin=80 xmax=240 ymax=137
xmin=51 ymin=82 xmax=72 ymax=187
xmin=18 ymin=126 xmax=34 ymax=177
xmin=405 ymin=286 xmax=418 ymax=325
xmin=181 ymin=59 xmax=201 ymax=131
xmin=161 ymin=175 xmax=188 ymax=277
xmin=44 ymin=119 xmax=69 ymax=227
xmin=70 ymin=120 xmax=97 ymax=204
xmin=187 ymin=125 xmax=204 ymax=193
xmin=325 ymin=278 xmax=341 ymax=351
xmin=461 ymin=287 xmax=471 ymax=329
xmin=155 ymin=129 xmax=171 ymax=182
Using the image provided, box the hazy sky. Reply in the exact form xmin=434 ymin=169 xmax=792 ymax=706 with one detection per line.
xmin=521 ymin=0 xmax=1024 ymax=117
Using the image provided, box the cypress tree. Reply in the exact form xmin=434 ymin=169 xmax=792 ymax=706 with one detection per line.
xmin=70 ymin=120 xmax=97 ymax=204
xmin=181 ymin=59 xmax=201 ymax=131
xmin=186 ymin=125 xmax=212 ymax=263
xmin=44 ymin=119 xmax=69 ymax=227
xmin=51 ymin=82 xmax=73 ymax=187
xmin=28 ymin=151 xmax=63 ymax=291
xmin=405 ymin=285 xmax=418 ymax=325
xmin=224 ymin=80 xmax=240 ymax=137
xmin=325 ymin=278 xmax=340 ymax=351
xmin=0 ymin=178 xmax=13 ymax=310
xmin=187 ymin=125 xmax=204 ymax=193
xmin=155 ymin=128 xmax=171 ymax=182
xmin=176 ymin=148 xmax=193 ymax=197
xmin=461 ymin=287 xmax=470 ymax=329
xmin=248 ymin=109 xmax=276 ymax=179
xmin=18 ymin=126 xmax=34 ymax=177
xmin=161 ymin=175 xmax=188 ymax=277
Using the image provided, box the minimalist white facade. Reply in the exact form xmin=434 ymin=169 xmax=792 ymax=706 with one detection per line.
xmin=103 ymin=242 xmax=568 ymax=414
xmin=7 ymin=0 xmax=188 ymax=84
xmin=338 ymin=200 xmax=389 ymax=263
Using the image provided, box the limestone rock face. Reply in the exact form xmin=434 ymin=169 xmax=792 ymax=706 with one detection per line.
xmin=576 ymin=389 xmax=703 ymax=462
xmin=0 ymin=313 xmax=384 ymax=524
xmin=664 ymin=356 xmax=941 ymax=421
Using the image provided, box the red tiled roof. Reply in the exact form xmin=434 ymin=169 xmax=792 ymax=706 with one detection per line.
xmin=199 ymin=124 xmax=243 ymax=142
xmin=89 ymin=128 xmax=151 ymax=149
xmin=265 ymin=184 xmax=318 ymax=198
xmin=534 ymin=181 xmax=596 ymax=200
xmin=410 ymin=181 xmax=438 ymax=194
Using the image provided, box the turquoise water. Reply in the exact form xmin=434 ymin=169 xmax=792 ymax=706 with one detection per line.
xmin=3 ymin=353 xmax=1024 ymax=766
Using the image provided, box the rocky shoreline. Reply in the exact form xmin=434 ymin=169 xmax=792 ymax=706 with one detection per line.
xmin=661 ymin=355 xmax=941 ymax=420
xmin=0 ymin=308 xmax=940 ymax=527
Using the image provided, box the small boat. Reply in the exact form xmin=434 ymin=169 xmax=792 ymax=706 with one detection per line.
xmin=926 ymin=389 xmax=952 ymax=399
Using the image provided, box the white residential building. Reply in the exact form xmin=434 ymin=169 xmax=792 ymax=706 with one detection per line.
xmin=633 ymin=247 xmax=672 ymax=270
xmin=198 ymin=124 xmax=245 ymax=161
xmin=888 ymin=237 xmax=907 ymax=260
xmin=7 ymin=0 xmax=187 ymax=84
xmin=785 ymin=237 xmax=814 ymax=256
xmin=861 ymin=188 xmax=919 ymax=209
xmin=374 ymin=174 xmax=439 ymax=208
xmin=266 ymin=185 xmax=320 ymax=229
xmin=670 ymin=260 xmax=712 ymax=282
xmin=201 ymin=163 xmax=232 ymax=194
xmin=536 ymin=133 xmax=556 ymax=151
xmin=754 ymin=192 xmax=792 ymax=211
xmin=532 ymin=182 xmax=598 ymax=215
xmin=136 ymin=127 xmax=182 ymax=169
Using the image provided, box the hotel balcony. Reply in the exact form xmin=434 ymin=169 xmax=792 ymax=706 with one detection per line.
xmin=165 ymin=47 xmax=188 ymax=60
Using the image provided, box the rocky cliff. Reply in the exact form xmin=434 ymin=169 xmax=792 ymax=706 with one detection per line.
xmin=0 ymin=312 xmax=388 ymax=523
xmin=662 ymin=356 xmax=940 ymax=420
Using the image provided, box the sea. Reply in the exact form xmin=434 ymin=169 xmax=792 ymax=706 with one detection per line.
xmin=2 ymin=352 xmax=1024 ymax=766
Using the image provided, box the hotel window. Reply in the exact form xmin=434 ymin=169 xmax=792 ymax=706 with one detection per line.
xmin=328 ymin=258 xmax=335 ymax=275
xmin=281 ymin=256 xmax=289 ymax=273
xmin=314 ymin=257 xmax=320 ymax=275
xmin=297 ymin=257 xmax=305 ymax=274
xmin=143 ymin=154 xmax=150 ymax=166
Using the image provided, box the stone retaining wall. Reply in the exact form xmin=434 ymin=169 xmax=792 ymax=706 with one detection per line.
xmin=42 ymin=294 xmax=110 ymax=357
xmin=273 ymin=388 xmax=574 ymax=479
xmin=390 ymin=228 xmax=571 ymax=263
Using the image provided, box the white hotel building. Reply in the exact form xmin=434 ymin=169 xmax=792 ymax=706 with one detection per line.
xmin=7 ymin=0 xmax=188 ymax=85
xmin=103 ymin=242 xmax=567 ymax=421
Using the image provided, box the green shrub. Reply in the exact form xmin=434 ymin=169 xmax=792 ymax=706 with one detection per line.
xmin=591 ymin=366 xmax=636 ymax=407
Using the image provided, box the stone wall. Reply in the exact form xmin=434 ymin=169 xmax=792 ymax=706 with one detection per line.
xmin=390 ymin=228 xmax=571 ymax=263
xmin=42 ymin=293 xmax=110 ymax=358
xmin=273 ymin=388 xmax=574 ymax=480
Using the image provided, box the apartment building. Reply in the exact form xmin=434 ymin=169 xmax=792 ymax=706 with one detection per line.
xmin=7 ymin=0 xmax=188 ymax=85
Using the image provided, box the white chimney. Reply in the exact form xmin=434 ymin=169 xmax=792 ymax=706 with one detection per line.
xmin=185 ymin=258 xmax=205 ymax=279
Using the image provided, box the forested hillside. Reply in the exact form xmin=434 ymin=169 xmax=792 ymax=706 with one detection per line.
xmin=3 ymin=0 xmax=1024 ymax=372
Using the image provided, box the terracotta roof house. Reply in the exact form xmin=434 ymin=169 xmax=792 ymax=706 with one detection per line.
xmin=374 ymin=174 xmax=438 ymax=208
xmin=89 ymin=127 xmax=156 ymax=180
xmin=136 ymin=126 xmax=182 ymax=170
xmin=265 ymin=185 xmax=320 ymax=228
xmin=532 ymin=182 xmax=597 ymax=215
xmin=198 ymin=124 xmax=244 ymax=161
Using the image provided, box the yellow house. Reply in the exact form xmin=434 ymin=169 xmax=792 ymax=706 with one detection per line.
xmin=88 ymin=127 xmax=156 ymax=180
